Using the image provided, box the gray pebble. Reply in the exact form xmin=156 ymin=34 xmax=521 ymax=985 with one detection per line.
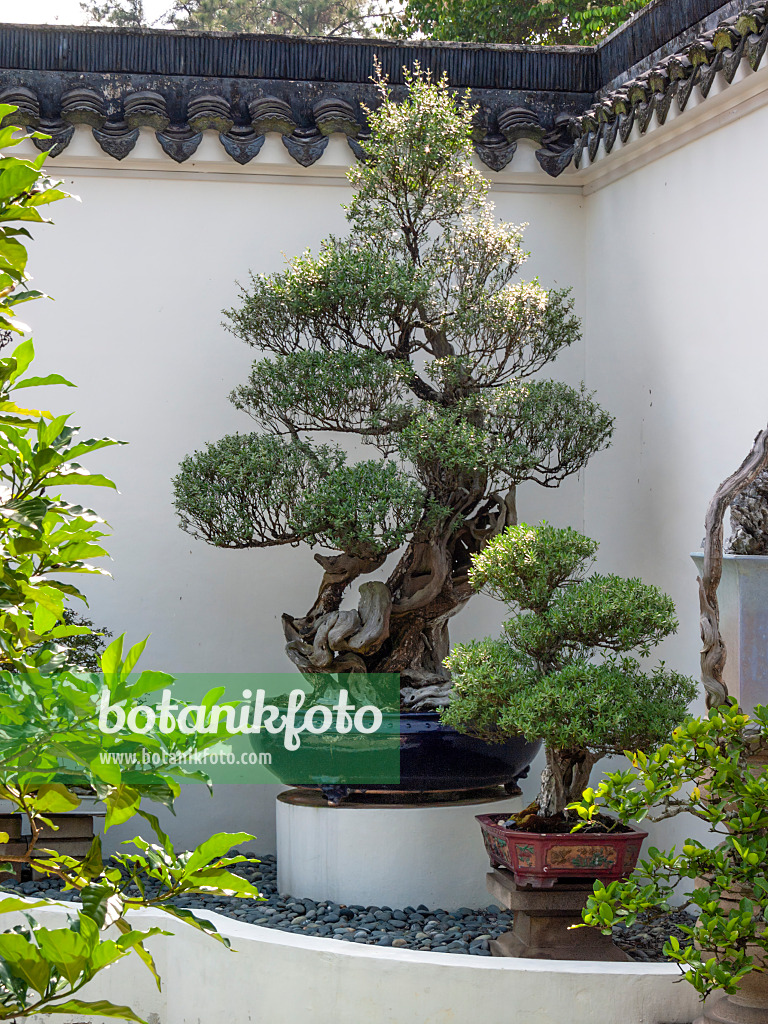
xmin=91 ymin=850 xmax=686 ymax=963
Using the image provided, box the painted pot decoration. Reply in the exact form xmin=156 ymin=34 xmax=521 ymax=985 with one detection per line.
xmin=476 ymin=814 xmax=647 ymax=889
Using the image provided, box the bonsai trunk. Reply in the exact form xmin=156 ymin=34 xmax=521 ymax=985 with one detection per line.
xmin=281 ymin=490 xmax=516 ymax=710
xmin=538 ymin=748 xmax=599 ymax=819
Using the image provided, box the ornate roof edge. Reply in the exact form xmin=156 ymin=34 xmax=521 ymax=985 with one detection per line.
xmin=0 ymin=0 xmax=754 ymax=176
xmin=0 ymin=70 xmax=591 ymax=170
xmin=598 ymin=0 xmax=739 ymax=82
xmin=540 ymin=0 xmax=768 ymax=176
xmin=0 ymin=0 xmax=729 ymax=89
xmin=0 ymin=23 xmax=597 ymax=90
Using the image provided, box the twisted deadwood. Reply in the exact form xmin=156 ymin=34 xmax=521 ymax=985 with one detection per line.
xmin=728 ymin=469 xmax=768 ymax=554
xmin=699 ymin=424 xmax=768 ymax=709
xmin=280 ymin=490 xmax=517 ymax=710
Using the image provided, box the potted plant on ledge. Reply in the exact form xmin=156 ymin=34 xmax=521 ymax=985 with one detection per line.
xmin=442 ymin=522 xmax=697 ymax=956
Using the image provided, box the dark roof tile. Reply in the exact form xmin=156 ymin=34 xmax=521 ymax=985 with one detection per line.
xmin=0 ymin=0 xmax=763 ymax=176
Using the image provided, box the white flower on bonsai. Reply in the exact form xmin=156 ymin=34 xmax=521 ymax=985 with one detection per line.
xmin=442 ymin=523 xmax=697 ymax=819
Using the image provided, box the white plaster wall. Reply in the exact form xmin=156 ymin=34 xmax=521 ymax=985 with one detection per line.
xmin=17 ymin=130 xmax=586 ymax=853
xmin=583 ymin=94 xmax=768 ymax=853
xmin=584 ymin=99 xmax=768 ymax=685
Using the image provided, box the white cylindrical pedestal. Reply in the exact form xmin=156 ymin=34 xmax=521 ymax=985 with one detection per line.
xmin=276 ymin=788 xmax=522 ymax=909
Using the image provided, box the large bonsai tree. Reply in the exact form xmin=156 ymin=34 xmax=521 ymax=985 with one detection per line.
xmin=173 ymin=70 xmax=614 ymax=711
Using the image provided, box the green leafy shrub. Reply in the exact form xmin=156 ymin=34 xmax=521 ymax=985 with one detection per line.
xmin=442 ymin=522 xmax=697 ymax=817
xmin=0 ymin=110 xmax=259 ymax=1022
xmin=574 ymin=701 xmax=768 ymax=999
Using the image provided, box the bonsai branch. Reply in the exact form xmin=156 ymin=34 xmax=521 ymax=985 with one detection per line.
xmin=699 ymin=422 xmax=768 ymax=708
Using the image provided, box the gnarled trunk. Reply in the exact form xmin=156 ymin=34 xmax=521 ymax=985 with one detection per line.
xmin=281 ymin=488 xmax=517 ymax=709
xmin=538 ymin=748 xmax=599 ymax=818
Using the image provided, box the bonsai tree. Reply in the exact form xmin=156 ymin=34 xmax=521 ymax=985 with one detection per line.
xmin=442 ymin=522 xmax=697 ymax=817
xmin=173 ymin=69 xmax=614 ymax=711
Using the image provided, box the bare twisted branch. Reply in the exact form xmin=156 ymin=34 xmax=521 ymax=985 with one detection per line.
xmin=699 ymin=424 xmax=768 ymax=708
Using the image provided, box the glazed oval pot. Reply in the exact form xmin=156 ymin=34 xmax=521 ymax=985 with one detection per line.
xmin=250 ymin=711 xmax=541 ymax=798
xmin=476 ymin=813 xmax=647 ymax=889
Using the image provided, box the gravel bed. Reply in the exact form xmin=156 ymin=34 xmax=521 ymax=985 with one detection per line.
xmin=3 ymin=853 xmax=694 ymax=961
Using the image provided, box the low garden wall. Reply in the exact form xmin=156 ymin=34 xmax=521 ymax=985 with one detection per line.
xmin=18 ymin=904 xmax=702 ymax=1024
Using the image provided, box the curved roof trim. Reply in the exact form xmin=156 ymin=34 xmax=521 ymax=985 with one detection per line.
xmin=0 ymin=0 xmax=757 ymax=175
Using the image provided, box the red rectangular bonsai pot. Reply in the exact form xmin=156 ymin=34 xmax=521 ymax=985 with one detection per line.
xmin=476 ymin=814 xmax=647 ymax=889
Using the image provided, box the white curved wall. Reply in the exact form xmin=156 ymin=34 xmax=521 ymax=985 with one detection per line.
xmin=583 ymin=89 xmax=768 ymax=682
xmin=16 ymin=904 xmax=701 ymax=1024
xmin=579 ymin=65 xmax=768 ymax=855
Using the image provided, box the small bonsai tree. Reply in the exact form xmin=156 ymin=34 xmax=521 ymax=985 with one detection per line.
xmin=442 ymin=523 xmax=697 ymax=817
xmin=173 ymin=70 xmax=613 ymax=710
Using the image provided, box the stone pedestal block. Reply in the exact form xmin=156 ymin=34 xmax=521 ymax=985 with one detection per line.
xmin=276 ymin=787 xmax=523 ymax=909
xmin=486 ymin=868 xmax=630 ymax=961
xmin=694 ymin=969 xmax=768 ymax=1024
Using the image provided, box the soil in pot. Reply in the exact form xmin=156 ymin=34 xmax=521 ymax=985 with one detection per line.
xmin=493 ymin=804 xmax=634 ymax=835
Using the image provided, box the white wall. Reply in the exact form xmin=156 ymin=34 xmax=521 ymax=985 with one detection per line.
xmin=17 ymin=904 xmax=701 ymax=1024
xmin=19 ymin=130 xmax=586 ymax=853
xmin=583 ymin=96 xmax=768 ymax=686
xmin=582 ymin=85 xmax=768 ymax=854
